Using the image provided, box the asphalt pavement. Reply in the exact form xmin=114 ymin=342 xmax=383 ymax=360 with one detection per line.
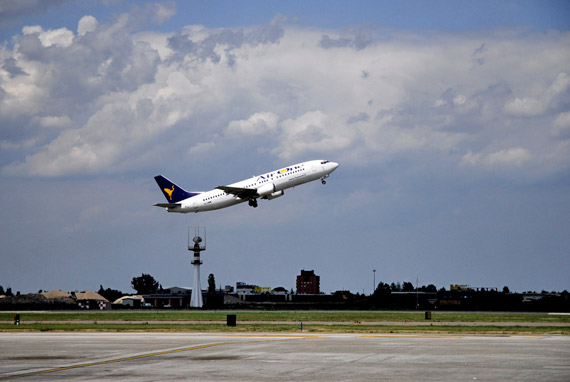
xmin=1 ymin=332 xmax=569 ymax=381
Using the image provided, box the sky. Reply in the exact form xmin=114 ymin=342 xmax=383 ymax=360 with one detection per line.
xmin=1 ymin=0 xmax=569 ymax=296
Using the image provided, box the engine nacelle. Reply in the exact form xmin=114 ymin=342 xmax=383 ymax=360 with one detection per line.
xmin=265 ymin=190 xmax=284 ymax=200
xmin=256 ymin=183 xmax=276 ymax=197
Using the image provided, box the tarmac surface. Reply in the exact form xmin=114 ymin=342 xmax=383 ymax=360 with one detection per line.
xmin=1 ymin=332 xmax=569 ymax=381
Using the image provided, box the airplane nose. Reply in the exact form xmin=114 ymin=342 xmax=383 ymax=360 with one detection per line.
xmin=329 ymin=162 xmax=339 ymax=172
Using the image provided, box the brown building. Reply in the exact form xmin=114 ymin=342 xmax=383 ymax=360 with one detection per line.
xmin=296 ymin=270 xmax=320 ymax=294
xmin=74 ymin=291 xmax=110 ymax=310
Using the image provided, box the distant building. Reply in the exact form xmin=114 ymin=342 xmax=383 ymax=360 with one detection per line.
xmin=236 ymin=282 xmax=257 ymax=296
xmin=74 ymin=291 xmax=110 ymax=310
xmin=272 ymin=287 xmax=288 ymax=295
xmin=40 ymin=290 xmax=76 ymax=305
xmin=143 ymin=286 xmax=193 ymax=308
xmin=296 ymin=270 xmax=320 ymax=294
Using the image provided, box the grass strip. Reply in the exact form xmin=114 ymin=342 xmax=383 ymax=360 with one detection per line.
xmin=1 ymin=311 xmax=569 ymax=323
xmin=1 ymin=323 xmax=568 ymax=335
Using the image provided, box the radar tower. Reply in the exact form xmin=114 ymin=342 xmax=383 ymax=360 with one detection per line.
xmin=188 ymin=227 xmax=206 ymax=308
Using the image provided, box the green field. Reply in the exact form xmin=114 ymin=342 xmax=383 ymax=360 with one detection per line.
xmin=1 ymin=311 xmax=568 ymax=334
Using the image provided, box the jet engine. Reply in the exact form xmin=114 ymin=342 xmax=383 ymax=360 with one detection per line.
xmin=256 ymin=183 xmax=276 ymax=197
xmin=265 ymin=190 xmax=284 ymax=200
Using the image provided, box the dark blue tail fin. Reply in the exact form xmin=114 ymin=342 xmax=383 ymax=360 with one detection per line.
xmin=154 ymin=175 xmax=199 ymax=203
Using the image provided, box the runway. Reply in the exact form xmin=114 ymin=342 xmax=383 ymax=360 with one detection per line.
xmin=1 ymin=332 xmax=569 ymax=381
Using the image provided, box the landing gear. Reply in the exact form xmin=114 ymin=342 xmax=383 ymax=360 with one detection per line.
xmin=248 ymin=198 xmax=258 ymax=208
xmin=321 ymin=174 xmax=329 ymax=185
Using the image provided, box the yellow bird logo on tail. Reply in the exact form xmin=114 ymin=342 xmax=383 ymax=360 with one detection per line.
xmin=164 ymin=186 xmax=175 ymax=201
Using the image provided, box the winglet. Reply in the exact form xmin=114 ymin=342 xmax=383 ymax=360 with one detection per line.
xmin=154 ymin=175 xmax=199 ymax=203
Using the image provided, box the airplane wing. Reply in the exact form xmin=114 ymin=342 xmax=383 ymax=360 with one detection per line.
xmin=153 ymin=203 xmax=181 ymax=208
xmin=215 ymin=186 xmax=258 ymax=199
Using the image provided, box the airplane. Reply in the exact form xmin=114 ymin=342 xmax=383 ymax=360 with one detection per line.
xmin=154 ymin=159 xmax=339 ymax=213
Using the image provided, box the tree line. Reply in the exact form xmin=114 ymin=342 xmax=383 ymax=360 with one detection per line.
xmin=94 ymin=273 xmax=217 ymax=302
xmin=2 ymin=274 xmax=567 ymax=306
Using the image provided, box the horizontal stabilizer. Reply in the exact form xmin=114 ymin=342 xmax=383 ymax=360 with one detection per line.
xmin=153 ymin=203 xmax=181 ymax=208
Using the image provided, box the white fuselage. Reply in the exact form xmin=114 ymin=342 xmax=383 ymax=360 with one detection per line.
xmin=167 ymin=160 xmax=338 ymax=213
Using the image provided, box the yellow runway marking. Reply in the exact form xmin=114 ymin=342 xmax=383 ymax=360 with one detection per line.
xmin=228 ymin=334 xmax=325 ymax=339
xmin=362 ymin=335 xmax=547 ymax=340
xmin=1 ymin=336 xmax=309 ymax=380
xmin=1 ymin=342 xmax=233 ymax=380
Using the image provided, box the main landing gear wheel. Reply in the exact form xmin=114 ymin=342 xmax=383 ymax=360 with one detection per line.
xmin=248 ymin=199 xmax=258 ymax=208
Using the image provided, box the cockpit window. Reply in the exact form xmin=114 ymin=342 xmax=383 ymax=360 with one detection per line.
xmin=321 ymin=160 xmax=329 ymax=164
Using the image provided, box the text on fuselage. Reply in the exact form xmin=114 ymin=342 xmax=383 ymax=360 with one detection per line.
xmin=256 ymin=165 xmax=303 ymax=182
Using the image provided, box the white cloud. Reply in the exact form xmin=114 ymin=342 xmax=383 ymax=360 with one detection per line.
xmin=35 ymin=115 xmax=72 ymax=129
xmin=164 ymin=71 xmax=201 ymax=98
xmin=553 ymin=111 xmax=570 ymax=127
xmin=547 ymin=72 xmax=570 ymax=98
xmin=504 ymin=97 xmax=544 ymax=116
xmin=22 ymin=25 xmax=74 ymax=47
xmin=134 ymin=32 xmax=173 ymax=60
xmin=453 ymin=94 xmax=466 ymax=105
xmin=152 ymin=2 xmax=177 ymax=24
xmin=188 ymin=142 xmax=216 ymax=156
xmin=461 ymin=147 xmax=531 ymax=167
xmin=486 ymin=147 xmax=531 ymax=165
xmin=274 ymin=110 xmax=355 ymax=159
xmin=227 ymin=112 xmax=279 ymax=135
xmin=21 ymin=25 xmax=42 ymax=35
xmin=77 ymin=15 xmax=98 ymax=36
xmin=1 ymin=19 xmax=569 ymax=180
xmin=504 ymin=72 xmax=570 ymax=117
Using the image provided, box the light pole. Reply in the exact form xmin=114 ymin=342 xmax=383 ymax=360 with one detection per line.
xmin=373 ymin=269 xmax=376 ymax=294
